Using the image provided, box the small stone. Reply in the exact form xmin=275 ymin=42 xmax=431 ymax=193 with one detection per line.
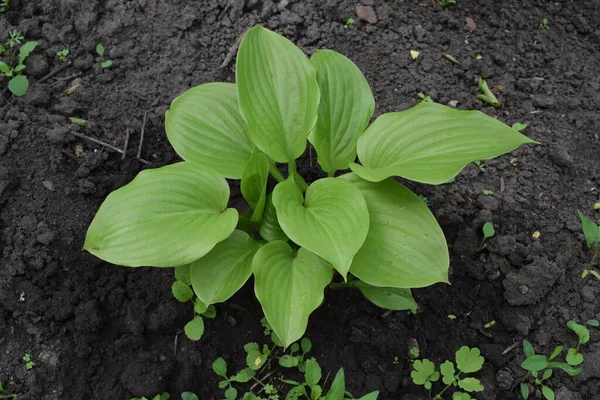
xmin=361 ymin=0 xmax=376 ymax=5
xmin=495 ymin=370 xmax=514 ymax=390
xmin=46 ymin=126 xmax=70 ymax=144
xmin=548 ymin=148 xmax=574 ymax=168
xmin=42 ymin=180 xmax=55 ymax=191
xmin=226 ymin=315 xmax=237 ymax=326
xmin=37 ymin=231 xmax=56 ymax=245
xmin=39 ymin=350 xmax=61 ymax=370
xmin=448 ymin=100 xmax=459 ymax=108
xmin=356 ymin=5 xmax=378 ymax=24
xmin=554 ymin=387 xmax=582 ymax=400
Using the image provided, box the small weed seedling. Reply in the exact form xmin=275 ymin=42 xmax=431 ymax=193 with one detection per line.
xmin=56 ymin=48 xmax=70 ymax=63
xmin=171 ymin=265 xmax=216 ymax=341
xmin=131 ymin=393 xmax=199 ymax=400
xmin=476 ymin=77 xmax=500 ymax=108
xmin=213 ymin=333 xmax=379 ymax=400
xmin=0 ymin=30 xmax=38 ymax=96
xmin=0 ymin=381 xmax=15 ymax=399
xmin=96 ymin=44 xmax=112 ymax=68
xmin=83 ymin=25 xmax=537 ymax=347
xmin=483 ymin=190 xmax=494 ymax=196
xmin=472 ymin=161 xmax=486 ymax=173
xmin=511 ymin=123 xmax=528 ymax=132
xmin=519 ymin=320 xmax=594 ymax=400
xmin=439 ymin=0 xmax=456 ymax=7
xmin=344 ymin=17 xmax=355 ymax=28
xmin=411 ymin=346 xmax=485 ymax=399
xmin=539 ymin=18 xmax=549 ymax=28
xmin=479 ymin=222 xmax=495 ymax=251
xmin=0 ymin=0 xmax=8 ymax=13
xmin=23 ymin=353 xmax=35 ymax=370
xmin=577 ymin=210 xmax=600 ymax=280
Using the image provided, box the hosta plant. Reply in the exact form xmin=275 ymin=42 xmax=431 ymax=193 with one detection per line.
xmin=84 ymin=26 xmax=536 ymax=347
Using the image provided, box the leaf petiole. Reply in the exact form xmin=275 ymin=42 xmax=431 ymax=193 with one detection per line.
xmin=269 ymin=161 xmax=286 ymax=182
xmin=288 ymin=160 xmax=297 ymax=176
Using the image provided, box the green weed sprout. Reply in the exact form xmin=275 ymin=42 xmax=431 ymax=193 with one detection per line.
xmin=0 ymin=30 xmax=38 ymax=96
xmin=131 ymin=393 xmax=199 ymax=400
xmin=520 ymin=321 xmax=594 ymax=400
xmin=96 ymin=43 xmax=112 ymax=68
xmin=0 ymin=381 xmax=15 ymax=399
xmin=0 ymin=0 xmax=8 ymax=13
xmin=479 ymin=222 xmax=495 ymax=251
xmin=439 ymin=0 xmax=456 ymax=6
xmin=56 ymin=48 xmax=70 ymax=63
xmin=23 ymin=353 xmax=35 ymax=370
xmin=84 ymin=25 xmax=537 ymax=347
xmin=411 ymin=346 xmax=485 ymax=399
xmin=213 ymin=334 xmax=379 ymax=400
xmin=476 ymin=77 xmax=500 ymax=108
xmin=578 ymin=210 xmax=600 ymax=279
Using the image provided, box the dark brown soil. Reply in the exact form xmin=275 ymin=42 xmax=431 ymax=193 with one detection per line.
xmin=1 ymin=0 xmax=600 ymax=399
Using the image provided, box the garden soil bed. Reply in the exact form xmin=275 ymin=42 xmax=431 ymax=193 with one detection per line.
xmin=1 ymin=0 xmax=600 ymax=399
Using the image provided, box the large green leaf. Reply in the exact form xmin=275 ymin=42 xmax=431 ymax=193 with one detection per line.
xmin=165 ymin=83 xmax=254 ymax=179
xmin=340 ymin=174 xmax=449 ymax=288
xmin=190 ymin=230 xmax=261 ymax=305
xmin=84 ymin=162 xmax=238 ymax=267
xmin=253 ymin=241 xmax=333 ymax=347
xmin=351 ymin=102 xmax=538 ymax=184
xmin=241 ymin=148 xmax=269 ymax=222
xmin=272 ymin=177 xmax=369 ymax=279
xmin=309 ymin=50 xmax=374 ymax=174
xmin=259 ymin=195 xmax=289 ymax=242
xmin=236 ymin=26 xmax=320 ymax=163
xmin=347 ymin=280 xmax=417 ymax=312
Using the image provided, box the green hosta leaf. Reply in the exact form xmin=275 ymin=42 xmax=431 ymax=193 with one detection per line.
xmin=325 ymin=369 xmax=345 ymax=400
xmin=184 ymin=316 xmax=205 ymax=341
xmin=190 ymin=230 xmax=261 ymax=306
xmin=171 ymin=281 xmax=193 ymax=302
xmin=565 ymin=348 xmax=584 ymax=366
xmin=458 ymin=377 xmax=483 ymax=392
xmin=520 ymin=383 xmax=529 ymax=399
xmin=241 ymin=148 xmax=269 ymax=222
xmin=350 ymin=102 xmax=537 ymax=184
xmin=18 ymin=41 xmax=38 ymax=64
xmin=542 ymin=386 xmax=555 ymax=400
xmin=236 ymin=26 xmax=319 ymax=163
xmin=455 ymin=347 xmax=484 ymax=373
xmin=567 ymin=320 xmax=591 ymax=346
xmin=309 ymin=49 xmax=374 ymax=173
xmin=340 ymin=174 xmax=449 ymax=288
xmin=348 ymin=280 xmax=417 ymax=312
xmin=174 ymin=264 xmax=192 ymax=285
xmin=252 ymin=241 xmax=333 ymax=347
xmin=259 ymin=194 xmax=289 ymax=242
xmin=522 ymin=340 xmax=535 ymax=358
xmin=305 ymin=359 xmax=322 ymax=388
xmin=521 ymin=355 xmax=548 ymax=372
xmin=440 ymin=361 xmax=456 ymax=385
xmin=273 ymin=177 xmax=369 ymax=278
xmin=84 ymin=162 xmax=238 ymax=267
xmin=8 ymin=75 xmax=29 ymax=96
xmin=165 ymin=83 xmax=255 ymax=179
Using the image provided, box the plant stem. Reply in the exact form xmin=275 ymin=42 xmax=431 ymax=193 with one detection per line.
xmin=329 ymin=282 xmax=347 ymax=290
xmin=288 ymin=160 xmax=297 ymax=176
xmin=327 ymin=170 xmax=335 ymax=178
xmin=589 ymin=245 xmax=600 ymax=268
xmin=269 ymin=162 xmax=285 ymax=182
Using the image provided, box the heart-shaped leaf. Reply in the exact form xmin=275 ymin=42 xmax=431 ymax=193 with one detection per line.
xmin=253 ymin=241 xmax=333 ymax=347
xmin=8 ymin=75 xmax=29 ymax=96
xmin=190 ymin=230 xmax=262 ymax=306
xmin=236 ymin=26 xmax=320 ymax=163
xmin=351 ymin=102 xmax=538 ymax=184
xmin=241 ymin=148 xmax=269 ymax=222
xmin=165 ymin=83 xmax=255 ymax=179
xmin=347 ymin=280 xmax=417 ymax=312
xmin=259 ymin=195 xmax=289 ymax=242
xmin=309 ymin=50 xmax=374 ymax=174
xmin=340 ymin=173 xmax=449 ymax=288
xmin=84 ymin=162 xmax=238 ymax=267
xmin=272 ymin=177 xmax=369 ymax=278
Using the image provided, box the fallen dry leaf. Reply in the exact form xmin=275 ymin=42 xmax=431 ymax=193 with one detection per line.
xmin=466 ymin=16 xmax=477 ymax=32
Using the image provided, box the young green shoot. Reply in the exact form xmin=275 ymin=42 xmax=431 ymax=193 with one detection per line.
xmin=96 ymin=43 xmax=113 ymax=69
xmin=344 ymin=17 xmax=355 ymax=28
xmin=0 ymin=30 xmax=38 ymax=96
xmin=540 ymin=18 xmax=549 ymax=28
xmin=473 ymin=160 xmax=486 ymax=172
xmin=476 ymin=76 xmax=501 ymax=108
xmin=57 ymin=48 xmax=70 ymax=63
xmin=479 ymin=222 xmax=495 ymax=251
xmin=23 ymin=353 xmax=35 ymax=370
xmin=483 ymin=190 xmax=494 ymax=196
xmin=577 ymin=210 xmax=600 ymax=280
xmin=0 ymin=381 xmax=15 ymax=399
xmin=0 ymin=0 xmax=8 ymax=13
xmin=438 ymin=0 xmax=456 ymax=6
xmin=411 ymin=346 xmax=485 ymax=399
